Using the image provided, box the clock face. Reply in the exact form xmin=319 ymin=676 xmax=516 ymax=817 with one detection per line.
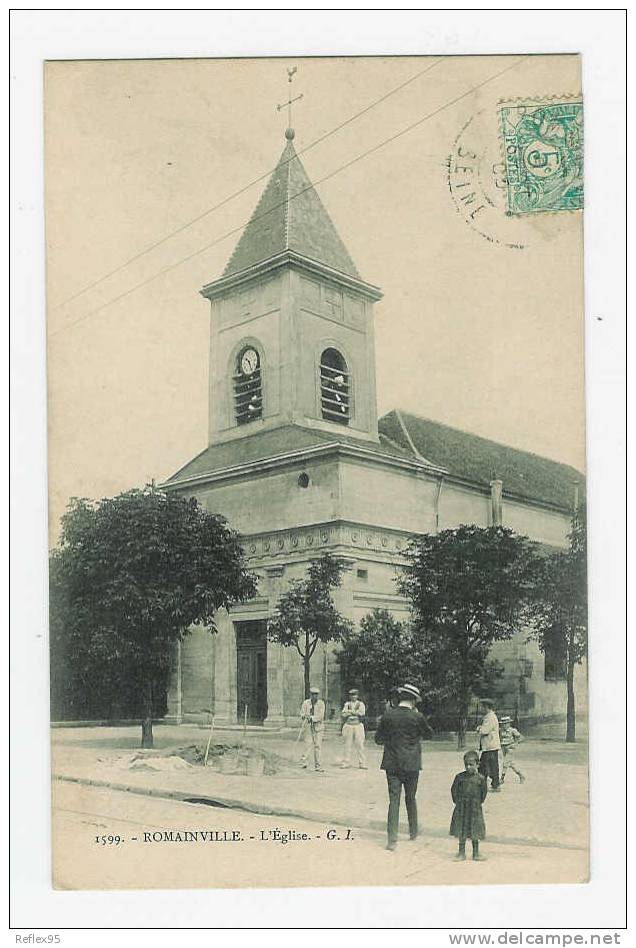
xmin=240 ymin=348 xmax=259 ymax=375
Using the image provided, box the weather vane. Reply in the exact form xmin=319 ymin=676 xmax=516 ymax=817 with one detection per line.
xmin=276 ymin=66 xmax=303 ymax=137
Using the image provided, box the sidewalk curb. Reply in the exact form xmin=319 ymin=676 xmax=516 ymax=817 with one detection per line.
xmin=54 ymin=772 xmax=386 ymax=835
xmin=53 ymin=773 xmax=586 ymax=852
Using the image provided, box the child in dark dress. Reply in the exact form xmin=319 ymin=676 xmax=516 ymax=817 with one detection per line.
xmin=450 ymin=750 xmax=488 ymax=861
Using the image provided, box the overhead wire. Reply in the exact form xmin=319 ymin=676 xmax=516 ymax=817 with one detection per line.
xmin=49 ymin=56 xmax=527 ymax=340
xmin=50 ymin=57 xmax=445 ymax=311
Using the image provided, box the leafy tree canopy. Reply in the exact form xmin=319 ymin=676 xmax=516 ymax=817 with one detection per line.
xmin=398 ymin=525 xmax=540 ymax=746
xmin=338 ymin=609 xmax=420 ymax=701
xmin=530 ymin=507 xmax=587 ymax=741
xmin=267 ymin=554 xmax=353 ymax=696
xmin=531 ymin=507 xmax=587 ymax=663
xmin=51 ymin=485 xmax=256 ymax=743
xmin=338 ymin=608 xmax=503 ymax=730
xmin=399 ymin=525 xmax=540 ymax=649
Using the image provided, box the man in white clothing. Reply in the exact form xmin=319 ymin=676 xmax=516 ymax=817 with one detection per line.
xmin=476 ymin=698 xmax=501 ymax=791
xmin=300 ymin=686 xmax=325 ymax=772
xmin=340 ymin=688 xmax=367 ymax=769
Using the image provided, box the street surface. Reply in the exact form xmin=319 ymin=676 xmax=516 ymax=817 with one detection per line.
xmin=54 ymin=781 xmax=587 ymax=890
xmin=51 ymin=725 xmax=589 ymax=890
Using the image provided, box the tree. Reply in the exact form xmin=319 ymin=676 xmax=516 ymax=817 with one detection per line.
xmin=51 ymin=485 xmax=256 ymax=747
xmin=530 ymin=507 xmax=588 ymax=742
xmin=338 ymin=609 xmax=503 ymax=731
xmin=398 ymin=525 xmax=540 ymax=748
xmin=267 ymin=554 xmax=353 ymax=698
xmin=50 ymin=552 xmax=171 ymax=722
xmin=337 ymin=610 xmax=425 ymax=717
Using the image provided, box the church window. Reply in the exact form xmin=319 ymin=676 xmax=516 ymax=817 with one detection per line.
xmin=297 ymin=472 xmax=310 ymax=489
xmin=320 ymin=348 xmax=350 ymax=425
xmin=543 ymin=629 xmax=567 ymax=681
xmin=234 ymin=346 xmax=263 ymax=425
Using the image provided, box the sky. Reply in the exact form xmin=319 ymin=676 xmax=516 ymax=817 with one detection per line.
xmin=45 ymin=55 xmax=586 ymax=537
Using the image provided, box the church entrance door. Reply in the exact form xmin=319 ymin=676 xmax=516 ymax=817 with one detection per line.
xmin=235 ymin=620 xmax=268 ymax=724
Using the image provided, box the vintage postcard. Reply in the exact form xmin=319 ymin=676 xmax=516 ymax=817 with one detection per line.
xmin=46 ymin=55 xmax=588 ymax=890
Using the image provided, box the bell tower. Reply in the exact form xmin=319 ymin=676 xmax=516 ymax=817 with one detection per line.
xmin=200 ymin=123 xmax=383 ymax=447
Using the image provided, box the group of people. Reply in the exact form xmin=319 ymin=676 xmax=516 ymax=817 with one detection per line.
xmin=299 ymin=685 xmax=526 ymax=859
xmin=477 ymin=698 xmax=526 ymax=791
xmin=299 ymin=685 xmax=367 ymax=772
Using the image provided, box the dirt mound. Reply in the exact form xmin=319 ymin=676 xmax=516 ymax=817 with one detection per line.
xmin=174 ymin=743 xmax=294 ymax=776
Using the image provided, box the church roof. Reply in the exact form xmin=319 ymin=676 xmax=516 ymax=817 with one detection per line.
xmin=164 ymin=424 xmax=413 ymax=486
xmin=378 ymin=410 xmax=584 ymax=511
xmin=165 ymin=413 xmax=584 ymax=511
xmin=222 ymin=131 xmax=361 ymax=280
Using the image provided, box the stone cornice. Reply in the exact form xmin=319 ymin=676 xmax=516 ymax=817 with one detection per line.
xmin=200 ymin=250 xmax=383 ymax=303
xmin=241 ymin=519 xmax=414 ymax=564
xmin=352 ymin=591 xmax=411 ymax=611
xmin=162 ymin=438 xmax=570 ymax=516
xmin=162 ymin=439 xmax=445 ymax=492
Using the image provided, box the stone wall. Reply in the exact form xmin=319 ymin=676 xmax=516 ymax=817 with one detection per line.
xmin=169 ymin=450 xmax=580 ymax=729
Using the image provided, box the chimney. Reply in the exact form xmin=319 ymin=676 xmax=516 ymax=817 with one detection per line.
xmin=490 ymin=479 xmax=503 ymax=527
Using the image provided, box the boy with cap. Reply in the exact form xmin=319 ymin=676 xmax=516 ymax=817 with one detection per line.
xmin=499 ymin=715 xmax=525 ymax=784
xmin=374 ymin=683 xmax=429 ymax=851
xmin=300 ymin=686 xmax=325 ymax=772
xmin=340 ymin=688 xmax=367 ymax=769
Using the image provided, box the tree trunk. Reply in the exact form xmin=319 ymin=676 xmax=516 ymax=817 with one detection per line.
xmin=304 ymin=631 xmax=311 ymax=698
xmin=457 ymin=661 xmax=469 ymax=750
xmin=565 ymin=654 xmax=576 ymax=743
xmin=141 ymin=675 xmax=154 ymax=748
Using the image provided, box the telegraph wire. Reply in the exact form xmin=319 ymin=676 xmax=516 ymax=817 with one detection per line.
xmin=49 ymin=56 xmax=526 ymax=340
xmin=51 ymin=58 xmax=445 ymax=311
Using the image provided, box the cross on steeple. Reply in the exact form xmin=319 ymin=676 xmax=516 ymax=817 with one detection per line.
xmin=276 ymin=66 xmax=303 ymax=138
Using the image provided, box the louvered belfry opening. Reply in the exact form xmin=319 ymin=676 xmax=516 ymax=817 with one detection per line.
xmin=234 ymin=348 xmax=263 ymax=425
xmin=320 ymin=347 xmax=350 ymax=425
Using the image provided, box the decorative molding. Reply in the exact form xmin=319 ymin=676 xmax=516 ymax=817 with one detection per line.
xmin=229 ymin=596 xmax=269 ymax=617
xmin=239 ymin=520 xmax=413 ymax=562
xmin=218 ymin=304 xmax=280 ymax=333
xmin=299 ymin=276 xmax=366 ymax=334
xmin=200 ymin=249 xmax=383 ymax=303
xmin=352 ymin=592 xmax=410 ymax=612
xmin=163 ymin=442 xmax=572 ymax=519
xmin=163 ymin=439 xmax=445 ymax=492
xmin=215 ymin=273 xmax=279 ymax=331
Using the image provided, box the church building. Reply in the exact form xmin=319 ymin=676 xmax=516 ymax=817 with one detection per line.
xmin=163 ymin=127 xmax=586 ymax=732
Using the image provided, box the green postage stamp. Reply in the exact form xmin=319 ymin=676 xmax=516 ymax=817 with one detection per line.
xmin=499 ymin=99 xmax=584 ymax=215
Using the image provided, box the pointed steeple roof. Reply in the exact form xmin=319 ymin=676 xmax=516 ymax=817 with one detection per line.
xmin=223 ymin=130 xmax=360 ymax=280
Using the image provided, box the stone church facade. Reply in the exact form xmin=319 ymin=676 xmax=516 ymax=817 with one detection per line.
xmin=163 ymin=129 xmax=586 ymax=732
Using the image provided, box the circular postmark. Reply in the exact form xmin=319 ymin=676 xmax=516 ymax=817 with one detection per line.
xmin=447 ymin=108 xmax=575 ymax=250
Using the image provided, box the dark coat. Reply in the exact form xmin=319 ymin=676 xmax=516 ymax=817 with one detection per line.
xmin=374 ymin=706 xmax=429 ymax=772
xmin=449 ymin=770 xmax=487 ymax=840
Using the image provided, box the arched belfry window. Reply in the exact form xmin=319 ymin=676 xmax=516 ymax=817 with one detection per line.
xmin=320 ymin=347 xmax=350 ymax=425
xmin=234 ymin=345 xmax=263 ymax=425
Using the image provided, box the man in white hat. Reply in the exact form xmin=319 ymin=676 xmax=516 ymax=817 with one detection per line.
xmin=374 ymin=683 xmax=429 ymax=851
xmin=299 ymin=686 xmax=325 ymax=772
